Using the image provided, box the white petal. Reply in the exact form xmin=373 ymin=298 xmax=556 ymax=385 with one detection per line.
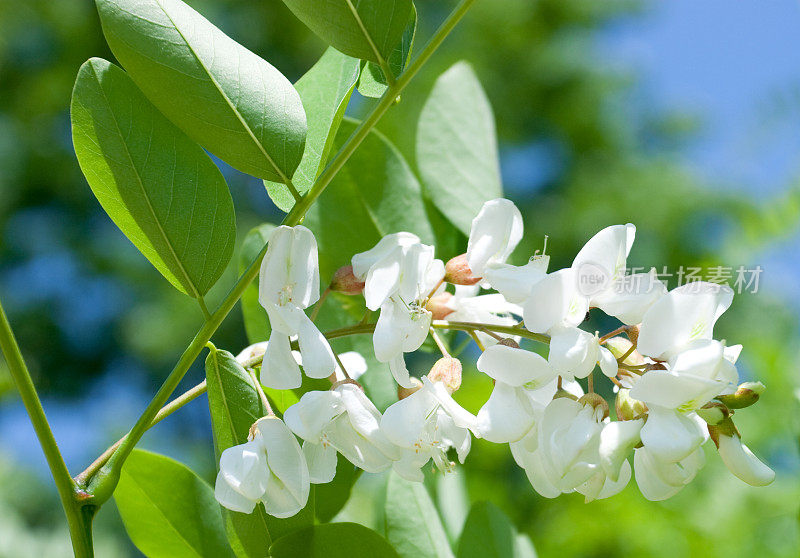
xmin=261 ymin=332 xmax=302 ymax=390
xmin=283 ymin=390 xmax=342 ymax=441
xmin=296 ymin=314 xmax=336 ymax=379
xmin=253 ymin=417 xmax=309 ymax=511
xmin=717 ymin=435 xmax=775 ymax=486
xmin=258 ymin=226 xmax=292 ymax=308
xmin=388 ymin=354 xmax=413 ymax=388
xmin=380 ymin=388 xmax=438 ymax=448
xmin=572 ymin=224 xmax=636 ymax=287
xmin=483 ymin=260 xmax=548 ymax=304
xmin=594 ymin=269 xmax=667 ymax=325
xmin=215 ymin=471 xmax=258 ymax=513
xmin=261 ymin=471 xmax=307 ymax=518
xmin=598 ymin=347 xmax=618 ymax=378
xmin=522 ymin=269 xmax=588 ymax=334
xmin=425 ymin=377 xmax=479 ymax=431
xmin=336 ymin=351 xmax=368 ymax=381
xmin=363 ymin=247 xmax=403 ymax=311
xmin=630 ymin=369 xmax=723 ymax=411
xmin=466 ymin=198 xmax=524 ymax=276
xmin=302 ymin=441 xmax=337 ymax=484
xmin=518 ymin=450 xmax=562 ymax=498
xmin=392 ymin=451 xmax=428 ymax=483
xmin=236 ymin=342 xmax=269 ymax=364
xmin=637 ymin=282 xmax=734 ymax=360
xmin=218 ymin=439 xmax=269 ymax=500
xmin=595 ymin=460 xmax=632 ymax=500
xmin=548 ymin=327 xmax=598 ymax=380
xmin=476 ymin=344 xmax=554 ymax=388
xmin=326 ymin=414 xmax=395 ymax=472
xmin=639 ymin=408 xmax=704 ymax=462
xmin=477 ymin=382 xmax=536 ymax=443
xmin=288 ymin=226 xmax=321 ymax=309
xmin=633 ymin=448 xmax=683 ymax=501
xmin=351 ymin=232 xmax=420 ymax=279
xmin=262 ymin=299 xmax=306 ymax=335
xmin=373 ymin=300 xmax=404 ymax=362
xmin=599 ymin=419 xmax=643 ymax=481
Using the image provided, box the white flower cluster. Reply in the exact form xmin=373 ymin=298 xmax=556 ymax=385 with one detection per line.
xmin=215 ymin=199 xmax=774 ymax=517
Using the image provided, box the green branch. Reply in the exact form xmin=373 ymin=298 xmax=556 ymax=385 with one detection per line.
xmin=82 ymin=0 xmax=478 ymax=500
xmin=0 ymin=298 xmax=93 ymax=557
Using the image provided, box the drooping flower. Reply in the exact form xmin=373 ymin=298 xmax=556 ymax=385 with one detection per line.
xmin=284 ymin=383 xmax=397 ymax=481
xmin=258 ymin=226 xmax=335 ymax=389
xmin=214 ymin=416 xmax=310 ymax=518
xmin=381 ymin=376 xmax=477 ymax=481
xmin=547 ymin=326 xmax=618 ymax=381
xmin=633 ymin=445 xmax=705 ymax=501
xmin=440 ymin=285 xmax=521 ymax=347
xmin=475 ymin=342 xmax=557 ymax=443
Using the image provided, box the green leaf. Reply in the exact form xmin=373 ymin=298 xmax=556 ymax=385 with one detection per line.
xmin=385 ymin=472 xmax=454 ymax=558
xmin=416 ymin=61 xmax=503 ymax=234
xmin=205 ymin=346 xmax=314 ymax=556
xmin=280 ymin=0 xmax=412 ymax=64
xmin=114 ymin=449 xmax=235 ymax=558
xmin=71 ymin=57 xmax=235 ymax=298
xmin=455 ymin=502 xmax=515 ymax=558
xmin=357 ymin=5 xmax=417 ymax=98
xmin=270 ymin=523 xmax=399 ymax=558
xmin=436 ymin=471 xmax=469 ymax=543
xmin=239 ymin=224 xmax=275 ymax=345
xmin=315 ymin=454 xmax=361 ymax=523
xmin=95 ymin=0 xmax=306 ymax=182
xmin=266 ymin=48 xmax=360 ymax=212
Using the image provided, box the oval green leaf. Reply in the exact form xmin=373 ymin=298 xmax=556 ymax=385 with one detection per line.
xmin=455 ymin=502 xmax=516 ymax=558
xmin=357 ymin=5 xmax=417 ymax=98
xmin=266 ymin=48 xmax=360 ymax=212
xmin=280 ymin=0 xmax=412 ymax=64
xmin=95 ymin=0 xmax=306 ymax=181
xmin=385 ymin=472 xmax=454 ymax=558
xmin=114 ymin=449 xmax=235 ymax=558
xmin=71 ymin=57 xmax=235 ymax=298
xmin=416 ymin=61 xmax=503 ymax=234
xmin=270 ymin=523 xmax=399 ymax=558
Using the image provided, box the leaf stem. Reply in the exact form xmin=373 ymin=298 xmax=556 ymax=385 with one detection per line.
xmin=285 ymin=178 xmax=303 ymax=203
xmin=74 ymin=380 xmax=207 ymax=486
xmin=197 ymin=297 xmax=212 ymax=321
xmin=78 ymin=0 xmax=478 ymax=504
xmin=0 ymin=297 xmax=93 ymax=556
xmin=430 ymin=328 xmax=451 ymax=357
xmin=310 ymin=287 xmax=330 ymax=322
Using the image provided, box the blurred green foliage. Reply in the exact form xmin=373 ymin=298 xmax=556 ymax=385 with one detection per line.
xmin=0 ymin=0 xmax=797 ymax=556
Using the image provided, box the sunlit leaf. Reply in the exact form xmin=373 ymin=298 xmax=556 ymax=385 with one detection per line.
xmin=385 ymin=472 xmax=454 ymax=558
xmin=280 ymin=0 xmax=412 ymax=64
xmin=266 ymin=48 xmax=360 ymax=211
xmin=71 ymin=57 xmax=235 ymax=298
xmin=357 ymin=5 xmax=417 ymax=98
xmin=95 ymin=0 xmax=306 ymax=181
xmin=114 ymin=449 xmax=235 ymax=558
xmin=416 ymin=61 xmax=503 ymax=234
xmin=456 ymin=502 xmax=518 ymax=558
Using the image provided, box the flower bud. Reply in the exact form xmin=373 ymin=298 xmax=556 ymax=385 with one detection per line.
xmin=397 ymin=377 xmax=423 ymax=400
xmin=329 ymin=265 xmax=365 ymax=295
xmin=498 ymin=338 xmax=520 ymax=349
xmin=604 ymin=336 xmax=645 ymax=367
xmin=444 ymin=254 xmax=481 ymax=286
xmin=427 ymin=357 xmax=463 ymax=393
xmin=579 ymin=392 xmax=609 ymax=420
xmin=615 ymin=388 xmax=647 ymax=421
xmin=711 ymin=418 xmax=775 ymax=487
xmin=707 ymin=416 xmax=739 ymax=447
xmin=553 ymin=387 xmax=579 ymax=401
xmin=696 ymin=400 xmax=730 ymax=425
xmin=425 ymin=292 xmax=455 ymax=320
xmin=717 ymin=381 xmax=765 ymax=409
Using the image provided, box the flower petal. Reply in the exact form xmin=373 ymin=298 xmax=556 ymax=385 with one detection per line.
xmin=639 ymin=408 xmax=704 ymax=463
xmin=599 ymin=418 xmax=643 ymax=481
xmin=477 ymin=382 xmax=537 ymax=443
xmin=522 ymin=269 xmax=588 ymax=334
xmin=297 ymin=313 xmax=336 ymax=379
xmin=302 ymin=441 xmax=337 ymax=484
xmin=716 ymin=435 xmax=775 ymax=486
xmin=215 ymin=471 xmax=258 ymax=513
xmin=261 ymin=331 xmax=303 ymax=390
xmin=483 ymin=260 xmax=548 ymax=304
xmin=477 ymin=344 xmax=554 ymax=388
xmin=466 ymin=198 xmax=524 ymax=276
xmin=253 ymin=417 xmax=309 ymax=510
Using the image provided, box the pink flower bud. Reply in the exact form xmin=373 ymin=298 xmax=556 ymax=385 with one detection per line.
xmin=329 ymin=265 xmax=365 ymax=295
xmin=444 ymin=254 xmax=481 ymax=286
xmin=425 ymin=292 xmax=455 ymax=320
xmin=427 ymin=357 xmax=462 ymax=393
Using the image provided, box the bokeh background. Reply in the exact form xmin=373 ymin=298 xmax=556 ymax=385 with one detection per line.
xmin=1 ymin=0 xmax=799 ymax=555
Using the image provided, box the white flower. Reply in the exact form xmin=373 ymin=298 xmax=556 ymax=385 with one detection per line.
xmin=284 ymin=384 xmax=397 ymax=481
xmin=633 ymin=445 xmax=705 ymax=501
xmin=466 ymin=198 xmax=523 ymax=277
xmin=548 ymin=327 xmax=617 ymax=381
xmin=522 ymin=268 xmax=589 ymax=334
xmin=716 ymin=432 xmax=775 ymax=487
xmin=381 ymin=376 xmax=477 ymax=481
xmin=259 ymin=226 xmax=335 ymax=389
xmin=512 ymin=397 xmax=608 ymax=498
xmin=475 ymin=343 xmax=557 ymax=442
xmin=443 ymin=285 xmax=521 ymax=347
xmin=351 ymin=234 xmax=437 ymax=311
xmin=637 ymin=281 xmax=733 ymax=361
xmin=214 ymin=417 xmax=310 ymax=518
